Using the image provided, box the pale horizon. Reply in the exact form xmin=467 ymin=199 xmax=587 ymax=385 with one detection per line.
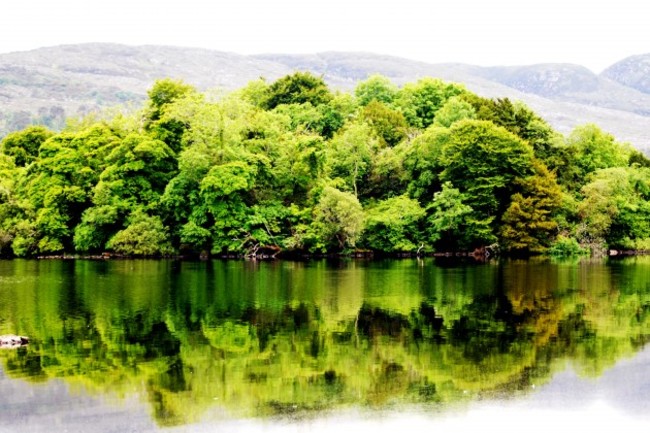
xmin=2 ymin=0 xmax=649 ymax=73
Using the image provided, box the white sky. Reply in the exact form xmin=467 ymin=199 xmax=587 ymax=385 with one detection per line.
xmin=1 ymin=0 xmax=648 ymax=72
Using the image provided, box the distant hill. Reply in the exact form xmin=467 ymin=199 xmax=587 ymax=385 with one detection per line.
xmin=1 ymin=43 xmax=650 ymax=152
xmin=477 ymin=64 xmax=650 ymax=115
xmin=602 ymin=53 xmax=650 ymax=95
xmin=0 ymin=44 xmax=292 ymax=132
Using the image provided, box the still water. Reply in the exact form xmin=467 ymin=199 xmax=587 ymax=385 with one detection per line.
xmin=1 ymin=257 xmax=650 ymax=432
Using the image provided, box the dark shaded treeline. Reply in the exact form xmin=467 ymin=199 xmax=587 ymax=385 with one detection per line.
xmin=2 ymin=73 xmax=650 ymax=258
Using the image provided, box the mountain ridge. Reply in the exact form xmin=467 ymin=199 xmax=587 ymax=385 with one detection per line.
xmin=1 ymin=43 xmax=649 ymax=151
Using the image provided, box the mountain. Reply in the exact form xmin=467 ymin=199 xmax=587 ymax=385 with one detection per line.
xmin=1 ymin=44 xmax=650 ymax=152
xmin=0 ymin=44 xmax=293 ymax=132
xmin=478 ymin=64 xmax=650 ymax=116
xmin=602 ymin=53 xmax=650 ymax=95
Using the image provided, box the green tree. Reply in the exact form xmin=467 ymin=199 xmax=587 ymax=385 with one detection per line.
xmin=236 ymin=78 xmax=270 ymax=108
xmin=577 ymin=167 xmax=650 ymax=250
xmin=327 ymin=122 xmax=378 ymax=197
xmin=11 ymin=127 xmax=115 ymax=254
xmin=0 ymin=125 xmax=54 ymax=166
xmin=0 ymin=154 xmax=19 ymax=255
xmin=73 ymin=205 xmax=121 ymax=252
xmin=461 ymin=96 xmax=562 ymax=165
xmin=360 ymin=100 xmax=408 ymax=147
xmin=312 ymin=186 xmax=365 ymax=251
xmin=96 ymin=133 xmax=176 ymax=207
xmin=354 ymin=74 xmax=398 ymax=106
xmin=159 ymin=144 xmax=214 ymax=249
xmin=273 ymin=100 xmax=344 ymax=139
xmin=396 ymin=78 xmax=466 ymax=128
xmin=145 ymin=78 xmax=197 ymax=152
xmin=441 ymin=119 xmax=536 ymax=219
xmin=366 ymin=146 xmax=408 ymax=200
xmin=401 ymin=126 xmax=450 ymax=199
xmin=160 ymin=92 xmax=250 ymax=162
xmin=2 ymin=73 xmax=648 ymax=258
xmin=199 ymin=161 xmax=257 ymax=254
xmin=426 ymin=182 xmax=495 ymax=250
xmin=107 ymin=210 xmax=173 ymax=256
xmin=564 ymin=124 xmax=630 ymax=192
xmin=274 ymin=134 xmax=326 ymax=202
xmin=499 ymin=162 xmax=564 ymax=253
xmin=629 ymin=149 xmax=650 ymax=168
xmin=263 ymin=72 xmax=333 ymax=110
xmin=362 ymin=195 xmax=425 ymax=252
xmin=75 ymin=133 xmax=176 ymax=253
xmin=146 ymin=78 xmax=197 ymax=122
xmin=432 ymin=96 xmax=476 ymax=128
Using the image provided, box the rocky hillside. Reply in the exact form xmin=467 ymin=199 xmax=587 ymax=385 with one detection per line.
xmin=602 ymin=53 xmax=650 ymax=95
xmin=1 ymin=44 xmax=650 ymax=152
xmin=477 ymin=64 xmax=650 ymax=115
xmin=0 ymin=44 xmax=292 ymax=132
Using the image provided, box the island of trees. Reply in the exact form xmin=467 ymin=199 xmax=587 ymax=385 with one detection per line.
xmin=1 ymin=72 xmax=649 ymax=258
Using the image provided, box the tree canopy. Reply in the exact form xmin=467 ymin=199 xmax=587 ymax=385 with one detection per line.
xmin=0 ymin=72 xmax=645 ymax=257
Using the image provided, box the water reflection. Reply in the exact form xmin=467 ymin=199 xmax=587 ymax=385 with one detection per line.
xmin=1 ymin=258 xmax=650 ymax=427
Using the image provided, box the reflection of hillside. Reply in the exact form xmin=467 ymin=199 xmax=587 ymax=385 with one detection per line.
xmin=1 ymin=258 xmax=650 ymax=426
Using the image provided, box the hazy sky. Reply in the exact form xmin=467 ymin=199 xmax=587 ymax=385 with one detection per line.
xmin=2 ymin=0 xmax=648 ymax=72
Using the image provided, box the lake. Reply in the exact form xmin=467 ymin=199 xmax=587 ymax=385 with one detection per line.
xmin=1 ymin=257 xmax=650 ymax=432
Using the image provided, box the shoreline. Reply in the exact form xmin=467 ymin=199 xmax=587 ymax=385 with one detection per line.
xmin=15 ymin=248 xmax=650 ymax=261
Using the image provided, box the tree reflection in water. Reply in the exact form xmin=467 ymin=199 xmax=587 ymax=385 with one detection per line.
xmin=1 ymin=257 xmax=650 ymax=426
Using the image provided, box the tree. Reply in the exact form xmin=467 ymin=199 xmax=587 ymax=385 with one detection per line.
xmin=199 ymin=161 xmax=257 ymax=254
xmin=74 ymin=133 xmax=176 ymax=253
xmin=272 ymin=99 xmax=344 ymax=139
xmin=354 ymin=74 xmax=398 ymax=106
xmin=327 ymin=122 xmax=378 ymax=197
xmin=577 ymin=167 xmax=650 ymax=250
xmin=159 ymin=144 xmax=214 ymax=248
xmin=360 ymin=100 xmax=408 ymax=147
xmin=629 ymin=149 xmax=650 ymax=168
xmin=10 ymin=220 xmax=39 ymax=257
xmin=236 ymin=78 xmax=270 ymax=108
xmin=2 ymin=73 xmax=647 ymax=258
xmin=73 ymin=204 xmax=121 ymax=252
xmin=441 ymin=119 xmax=536 ymax=219
xmin=460 ymin=96 xmax=562 ymax=165
xmin=565 ymin=124 xmax=630 ymax=191
xmin=146 ymin=78 xmax=197 ymax=122
xmin=145 ymin=78 xmax=197 ymax=152
xmin=499 ymin=162 xmax=564 ymax=253
xmin=274 ymin=134 xmax=326 ymax=202
xmin=426 ymin=182 xmax=495 ymax=250
xmin=432 ymin=96 xmax=476 ymax=128
xmin=10 ymin=127 xmax=115 ymax=254
xmin=312 ymin=186 xmax=364 ymax=251
xmin=401 ymin=126 xmax=450 ymax=199
xmin=396 ymin=78 xmax=466 ymax=128
xmin=100 ymin=133 xmax=177 ymax=202
xmin=366 ymin=146 xmax=408 ymax=200
xmin=362 ymin=195 xmax=425 ymax=252
xmin=0 ymin=154 xmax=16 ymax=197
xmin=107 ymin=210 xmax=173 ymax=256
xmin=160 ymin=92 xmax=250 ymax=162
xmin=0 ymin=125 xmax=53 ymax=166
xmin=263 ymin=72 xmax=333 ymax=110
xmin=313 ymin=96 xmax=349 ymax=139
xmin=34 ymin=185 xmax=88 ymax=253
xmin=0 ymin=154 xmax=19 ymax=256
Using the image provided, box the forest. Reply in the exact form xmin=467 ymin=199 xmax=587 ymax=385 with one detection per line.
xmin=1 ymin=72 xmax=650 ymax=258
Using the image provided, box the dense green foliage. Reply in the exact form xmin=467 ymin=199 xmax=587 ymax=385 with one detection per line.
xmin=1 ymin=73 xmax=647 ymax=257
